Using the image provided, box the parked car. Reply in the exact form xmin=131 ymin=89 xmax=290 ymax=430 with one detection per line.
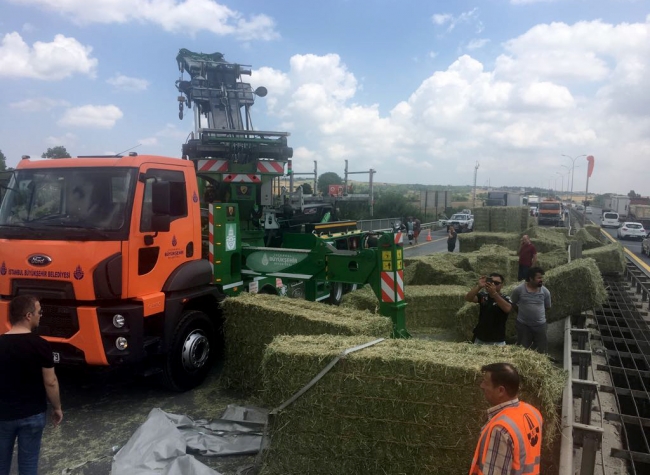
xmin=642 ymin=234 xmax=650 ymax=257
xmin=617 ymin=222 xmax=647 ymax=241
xmin=449 ymin=213 xmax=474 ymax=233
xmin=601 ymin=212 xmax=620 ymax=228
xmin=586 ymin=206 xmax=592 ymax=214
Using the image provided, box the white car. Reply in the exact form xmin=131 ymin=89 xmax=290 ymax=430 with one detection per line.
xmin=601 ymin=212 xmax=619 ymax=228
xmin=617 ymin=222 xmax=647 ymax=241
xmin=586 ymin=206 xmax=592 ymax=214
xmin=449 ymin=213 xmax=474 ymax=233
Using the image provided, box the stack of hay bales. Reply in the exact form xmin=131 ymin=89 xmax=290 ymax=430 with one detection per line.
xmin=582 ymin=244 xmax=626 ymax=275
xmin=472 ymin=207 xmax=490 ymax=231
xmin=404 ymin=252 xmax=473 ymax=271
xmin=488 ymin=207 xmax=509 ymax=232
xmin=536 ymin=248 xmax=569 ymax=271
xmin=472 ymin=244 xmax=519 ymax=283
xmin=342 ymin=284 xmax=468 ymax=334
xmin=455 ymin=258 xmax=606 ymax=341
xmin=526 ymin=226 xmax=568 ymax=252
xmin=220 ymin=293 xmax=392 ymax=392
xmin=260 ymin=335 xmax=565 ymax=475
xmin=573 ymin=228 xmax=603 ymax=250
xmin=474 ymin=206 xmax=529 ymax=233
xmin=403 ymin=255 xmax=477 ymax=286
xmin=458 ymin=232 xmax=520 ymax=253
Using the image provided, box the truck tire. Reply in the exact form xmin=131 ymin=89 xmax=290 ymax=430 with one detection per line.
xmin=328 ymin=282 xmax=344 ymax=306
xmin=162 ymin=310 xmax=215 ymax=391
xmin=344 ymin=283 xmax=358 ymax=294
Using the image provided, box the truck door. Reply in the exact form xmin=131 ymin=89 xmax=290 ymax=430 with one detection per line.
xmin=127 ymin=167 xmax=194 ymax=297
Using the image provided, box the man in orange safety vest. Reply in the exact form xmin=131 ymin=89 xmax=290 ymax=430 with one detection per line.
xmin=469 ymin=362 xmax=543 ymax=475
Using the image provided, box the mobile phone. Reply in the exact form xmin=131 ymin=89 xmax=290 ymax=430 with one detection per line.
xmin=486 ymin=277 xmax=493 ymax=284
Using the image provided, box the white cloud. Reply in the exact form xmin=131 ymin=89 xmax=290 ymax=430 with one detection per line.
xmin=107 ymin=74 xmax=150 ymax=91
xmin=11 ymin=0 xmax=279 ymax=40
xmin=431 ymin=8 xmax=483 ymax=34
xmin=22 ymin=23 xmax=36 ymax=32
xmin=0 ymin=32 xmax=97 ymax=80
xmin=58 ymin=105 xmax=123 ymax=129
xmin=467 ymin=38 xmax=490 ymax=50
xmin=251 ymin=15 xmax=650 ymax=193
xmin=10 ymin=97 xmax=70 ymax=111
xmin=46 ymin=133 xmax=77 ymax=146
xmin=138 ymin=137 xmax=158 ymax=146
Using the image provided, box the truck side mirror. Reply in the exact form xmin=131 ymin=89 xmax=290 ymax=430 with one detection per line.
xmin=152 ymin=180 xmax=171 ymax=215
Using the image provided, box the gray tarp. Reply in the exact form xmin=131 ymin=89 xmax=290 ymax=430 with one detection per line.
xmin=111 ymin=405 xmax=267 ymax=475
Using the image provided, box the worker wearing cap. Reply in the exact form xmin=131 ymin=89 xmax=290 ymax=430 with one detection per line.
xmin=470 ymin=363 xmax=542 ymax=475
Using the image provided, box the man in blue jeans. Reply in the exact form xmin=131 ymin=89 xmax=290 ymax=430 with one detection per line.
xmin=0 ymin=295 xmax=63 ymax=475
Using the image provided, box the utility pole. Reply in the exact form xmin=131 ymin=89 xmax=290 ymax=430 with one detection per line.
xmin=472 ymin=161 xmax=479 ymax=209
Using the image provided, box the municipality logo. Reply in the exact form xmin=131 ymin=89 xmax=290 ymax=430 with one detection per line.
xmin=261 ymin=253 xmax=269 ymax=266
xmin=73 ymin=265 xmax=85 ymax=280
xmin=0 ymin=262 xmax=6 ymax=276
xmin=225 ymin=225 xmax=236 ymax=251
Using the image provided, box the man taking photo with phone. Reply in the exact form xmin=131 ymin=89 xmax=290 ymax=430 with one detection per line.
xmin=464 ymin=274 xmax=513 ymax=346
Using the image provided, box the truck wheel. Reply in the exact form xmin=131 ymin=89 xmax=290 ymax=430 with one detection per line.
xmin=328 ymin=282 xmax=344 ymax=306
xmin=344 ymin=283 xmax=358 ymax=294
xmin=162 ymin=310 xmax=215 ymax=392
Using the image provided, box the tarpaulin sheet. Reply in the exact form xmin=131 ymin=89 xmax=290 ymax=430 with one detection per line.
xmin=111 ymin=405 xmax=267 ymax=475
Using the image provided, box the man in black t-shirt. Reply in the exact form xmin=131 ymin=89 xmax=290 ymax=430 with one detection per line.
xmin=464 ymin=274 xmax=513 ymax=345
xmin=0 ymin=295 xmax=63 ymax=475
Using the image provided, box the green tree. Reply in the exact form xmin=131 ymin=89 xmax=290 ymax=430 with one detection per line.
xmin=628 ymin=190 xmax=638 ymax=199
xmin=300 ymin=182 xmax=313 ymax=194
xmin=317 ymin=172 xmax=343 ymax=195
xmin=41 ymin=146 xmax=71 ymax=159
xmin=0 ymin=149 xmax=6 ymax=171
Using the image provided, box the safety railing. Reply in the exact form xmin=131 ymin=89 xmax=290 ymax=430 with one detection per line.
xmin=559 ymin=315 xmax=605 ymax=475
xmin=356 ymin=218 xmax=440 ymax=233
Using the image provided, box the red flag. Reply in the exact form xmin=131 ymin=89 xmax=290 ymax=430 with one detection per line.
xmin=586 ymin=155 xmax=595 ymax=178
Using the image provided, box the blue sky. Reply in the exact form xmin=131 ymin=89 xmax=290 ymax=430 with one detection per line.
xmin=1 ymin=0 xmax=649 ymax=195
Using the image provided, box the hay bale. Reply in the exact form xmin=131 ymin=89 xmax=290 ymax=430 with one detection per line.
xmin=526 ymin=226 xmax=568 ymax=253
xmin=343 ymin=285 xmax=469 ymax=333
xmin=404 ymin=252 xmax=472 ymax=271
xmin=221 ymin=293 xmax=392 ymax=392
xmin=583 ymin=225 xmax=603 ymax=241
xmin=582 ymin=244 xmax=626 ymax=275
xmin=543 ymin=258 xmax=607 ymax=323
xmin=260 ymin=335 xmax=565 ymax=475
xmin=536 ymin=249 xmax=569 ymax=271
xmin=473 ymin=208 xmax=491 ymax=232
xmin=457 ymin=232 xmax=521 ymax=253
xmin=573 ymin=228 xmax=603 ymax=250
xmin=472 ymin=245 xmax=519 ymax=283
xmin=402 ymin=257 xmax=478 ymax=286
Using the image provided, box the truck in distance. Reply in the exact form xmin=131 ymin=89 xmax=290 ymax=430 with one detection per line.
xmin=537 ymin=200 xmax=563 ymax=226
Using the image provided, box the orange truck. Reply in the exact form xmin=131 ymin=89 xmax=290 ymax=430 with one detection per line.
xmin=0 ymin=154 xmax=225 ymax=390
xmin=537 ymin=199 xmax=563 ymax=226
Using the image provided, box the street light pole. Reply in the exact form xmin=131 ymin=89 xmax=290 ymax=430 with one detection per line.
xmin=561 ymin=154 xmax=587 ymax=207
xmin=556 ymin=172 xmax=564 ymax=198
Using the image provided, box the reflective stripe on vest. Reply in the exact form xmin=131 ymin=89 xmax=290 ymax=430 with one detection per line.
xmin=470 ymin=402 xmax=542 ymax=475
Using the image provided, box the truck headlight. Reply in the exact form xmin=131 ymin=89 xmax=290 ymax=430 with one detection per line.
xmin=115 ymin=337 xmax=128 ymax=350
xmin=112 ymin=314 xmax=125 ymax=328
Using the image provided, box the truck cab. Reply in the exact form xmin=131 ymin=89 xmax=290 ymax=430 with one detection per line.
xmin=0 ymin=154 xmax=222 ymax=390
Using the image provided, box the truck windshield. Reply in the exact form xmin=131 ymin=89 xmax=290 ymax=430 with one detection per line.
xmin=539 ymin=203 xmax=560 ymax=210
xmin=0 ymin=167 xmax=136 ymax=240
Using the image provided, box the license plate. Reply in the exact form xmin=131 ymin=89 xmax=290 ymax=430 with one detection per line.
xmin=53 ymin=352 xmax=60 ymax=363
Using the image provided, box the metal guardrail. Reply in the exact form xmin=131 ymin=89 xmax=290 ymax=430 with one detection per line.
xmin=356 ymin=218 xmax=441 ymax=233
xmin=559 ymin=315 xmax=605 ymax=475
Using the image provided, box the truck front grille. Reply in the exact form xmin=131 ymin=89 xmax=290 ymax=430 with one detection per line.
xmin=37 ymin=305 xmax=79 ymax=338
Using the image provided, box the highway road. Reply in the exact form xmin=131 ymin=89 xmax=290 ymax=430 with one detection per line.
xmin=582 ymin=207 xmax=650 ymax=272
